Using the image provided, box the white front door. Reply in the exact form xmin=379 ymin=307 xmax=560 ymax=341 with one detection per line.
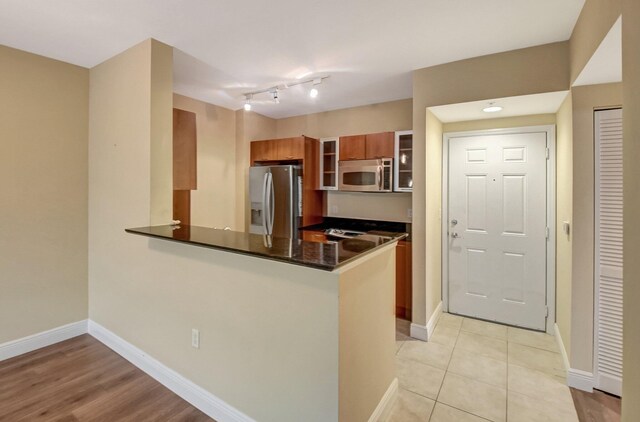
xmin=447 ymin=130 xmax=548 ymax=330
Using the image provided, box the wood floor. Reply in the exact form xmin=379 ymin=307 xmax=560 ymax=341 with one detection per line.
xmin=571 ymin=387 xmax=621 ymax=422
xmin=0 ymin=335 xmax=213 ymax=421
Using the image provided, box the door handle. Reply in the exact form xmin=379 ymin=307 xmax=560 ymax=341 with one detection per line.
xmin=378 ymin=165 xmax=383 ymax=190
xmin=262 ymin=173 xmax=269 ymax=234
xmin=451 ymin=232 xmax=460 ymax=238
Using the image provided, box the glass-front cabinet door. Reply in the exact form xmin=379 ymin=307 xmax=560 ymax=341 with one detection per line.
xmin=320 ymin=137 xmax=339 ymax=190
xmin=394 ymin=130 xmax=413 ymax=192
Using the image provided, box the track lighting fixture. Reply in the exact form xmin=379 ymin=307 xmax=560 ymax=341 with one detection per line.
xmin=309 ymin=79 xmax=322 ymax=98
xmin=242 ymin=75 xmax=329 ymax=108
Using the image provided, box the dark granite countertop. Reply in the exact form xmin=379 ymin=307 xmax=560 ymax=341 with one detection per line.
xmin=125 ymin=225 xmax=406 ymax=271
xmin=301 ymin=217 xmax=412 ymax=241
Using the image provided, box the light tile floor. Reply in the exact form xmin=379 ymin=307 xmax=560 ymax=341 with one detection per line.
xmin=389 ymin=314 xmax=578 ymax=422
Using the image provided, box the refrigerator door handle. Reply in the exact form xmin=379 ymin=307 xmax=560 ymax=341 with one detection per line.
xmin=268 ymin=173 xmax=275 ymax=234
xmin=262 ymin=172 xmax=269 ymax=235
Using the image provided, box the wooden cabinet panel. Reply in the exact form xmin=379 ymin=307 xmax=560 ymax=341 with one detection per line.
xmin=339 ymin=135 xmax=366 ymax=161
xmin=173 ymin=190 xmax=191 ymax=226
xmin=365 ymin=132 xmax=394 ymax=159
xmin=396 ymin=240 xmax=412 ymax=320
xmin=303 ymin=137 xmax=323 ymax=226
xmin=302 ymin=230 xmax=328 ymax=243
xmin=173 ymin=109 xmax=197 ymax=190
xmin=277 ymin=137 xmax=304 ymax=160
xmin=250 ymin=140 xmax=278 ymax=163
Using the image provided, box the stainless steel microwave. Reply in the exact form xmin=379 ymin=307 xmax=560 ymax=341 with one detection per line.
xmin=338 ymin=158 xmax=393 ymax=192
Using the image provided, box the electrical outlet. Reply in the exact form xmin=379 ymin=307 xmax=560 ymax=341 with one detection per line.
xmin=191 ymin=329 xmax=200 ymax=349
xmin=331 ymin=205 xmax=338 ymax=214
xmin=407 ymin=208 xmax=412 ymax=218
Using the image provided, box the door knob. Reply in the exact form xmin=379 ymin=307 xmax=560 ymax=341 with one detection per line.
xmin=451 ymin=219 xmax=458 ymax=226
xmin=451 ymin=232 xmax=460 ymax=238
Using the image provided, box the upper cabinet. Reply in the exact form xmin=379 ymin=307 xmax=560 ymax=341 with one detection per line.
xmin=339 ymin=135 xmax=366 ymax=161
xmin=250 ymin=137 xmax=304 ymax=164
xmin=394 ymin=130 xmax=413 ymax=192
xmin=338 ymin=132 xmax=395 ymax=161
xmin=277 ymin=137 xmax=305 ymax=161
xmin=365 ymin=132 xmax=394 ymax=159
xmin=173 ymin=108 xmax=197 ymax=190
xmin=320 ymin=137 xmax=339 ymax=190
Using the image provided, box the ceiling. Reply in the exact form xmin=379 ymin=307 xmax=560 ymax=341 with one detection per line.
xmin=573 ymin=16 xmax=622 ymax=87
xmin=429 ymin=91 xmax=569 ymax=123
xmin=0 ymin=0 xmax=585 ymax=118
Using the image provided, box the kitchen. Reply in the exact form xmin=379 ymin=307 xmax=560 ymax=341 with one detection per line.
xmin=172 ymin=92 xmax=415 ymax=322
xmin=2 ymin=1 xmax=637 ymax=421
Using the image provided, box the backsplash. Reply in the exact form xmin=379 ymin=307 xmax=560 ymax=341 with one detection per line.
xmin=324 ymin=191 xmax=412 ymax=223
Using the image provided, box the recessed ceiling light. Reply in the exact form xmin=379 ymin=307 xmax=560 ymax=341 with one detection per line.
xmin=483 ymin=102 xmax=502 ymax=113
xmin=309 ymin=88 xmax=318 ymax=98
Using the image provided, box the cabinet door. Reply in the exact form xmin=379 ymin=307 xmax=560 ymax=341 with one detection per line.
xmin=250 ymin=140 xmax=278 ymax=163
xmin=396 ymin=240 xmax=412 ymax=320
xmin=339 ymin=135 xmax=366 ymax=160
xmin=277 ymin=137 xmax=304 ymax=160
xmin=394 ymin=131 xmax=413 ymax=192
xmin=173 ymin=108 xmax=197 ymax=190
xmin=320 ymin=138 xmax=339 ymax=190
xmin=365 ymin=132 xmax=394 ymax=159
xmin=302 ymin=230 xmax=328 ymax=243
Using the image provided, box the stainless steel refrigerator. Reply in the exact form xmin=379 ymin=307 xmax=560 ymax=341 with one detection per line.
xmin=249 ymin=165 xmax=302 ymax=238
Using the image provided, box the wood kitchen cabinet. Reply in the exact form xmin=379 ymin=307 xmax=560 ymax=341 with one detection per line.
xmin=250 ymin=140 xmax=278 ymax=163
xmin=250 ymin=137 xmax=304 ymax=163
xmin=339 ymin=135 xmax=366 ymax=160
xmin=365 ymin=132 xmax=394 ymax=159
xmin=173 ymin=108 xmax=197 ymax=190
xmin=338 ymin=132 xmax=394 ymax=161
xmin=396 ymin=240 xmax=412 ymax=320
xmin=302 ymin=230 xmax=329 ymax=243
xmin=277 ymin=137 xmax=305 ymax=160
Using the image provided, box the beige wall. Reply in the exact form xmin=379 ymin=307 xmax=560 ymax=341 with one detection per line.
xmin=235 ymin=109 xmax=277 ymax=230
xmin=555 ymin=94 xmax=573 ymax=357
xmin=570 ymin=83 xmax=622 ymax=371
xmin=442 ymin=114 xmax=556 ymax=133
xmin=325 ymin=192 xmax=412 ymax=223
xmin=339 ymin=245 xmax=396 ymax=422
xmin=569 ymin=0 xmax=621 ymax=84
xmin=622 ymin=0 xmax=640 ymax=417
xmin=412 ymin=41 xmax=569 ymax=326
xmin=150 ymin=41 xmax=174 ymax=225
xmin=276 ymin=99 xmax=412 ymax=138
xmin=0 ymin=45 xmax=88 ymax=344
xmin=173 ymin=94 xmax=238 ymax=229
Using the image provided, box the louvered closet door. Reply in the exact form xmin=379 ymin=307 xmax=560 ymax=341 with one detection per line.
xmin=595 ymin=108 xmax=623 ymax=396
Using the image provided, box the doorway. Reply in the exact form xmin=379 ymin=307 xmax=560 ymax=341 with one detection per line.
xmin=442 ymin=126 xmax=556 ymax=332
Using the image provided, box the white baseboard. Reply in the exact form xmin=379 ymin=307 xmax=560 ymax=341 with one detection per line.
xmin=567 ymin=368 xmax=594 ymax=392
xmin=409 ymin=323 xmax=428 ymax=341
xmin=0 ymin=320 xmax=88 ymax=362
xmin=368 ymin=378 xmax=398 ymax=422
xmin=410 ymin=301 xmax=442 ymax=341
xmin=426 ymin=302 xmax=443 ymax=339
xmin=554 ymin=323 xmax=570 ymax=375
xmin=88 ymin=320 xmax=255 ymax=422
xmin=553 ymin=323 xmax=594 ymax=392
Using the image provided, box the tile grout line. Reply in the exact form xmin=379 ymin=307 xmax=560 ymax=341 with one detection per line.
xmin=430 ymin=316 xmax=463 ymax=421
